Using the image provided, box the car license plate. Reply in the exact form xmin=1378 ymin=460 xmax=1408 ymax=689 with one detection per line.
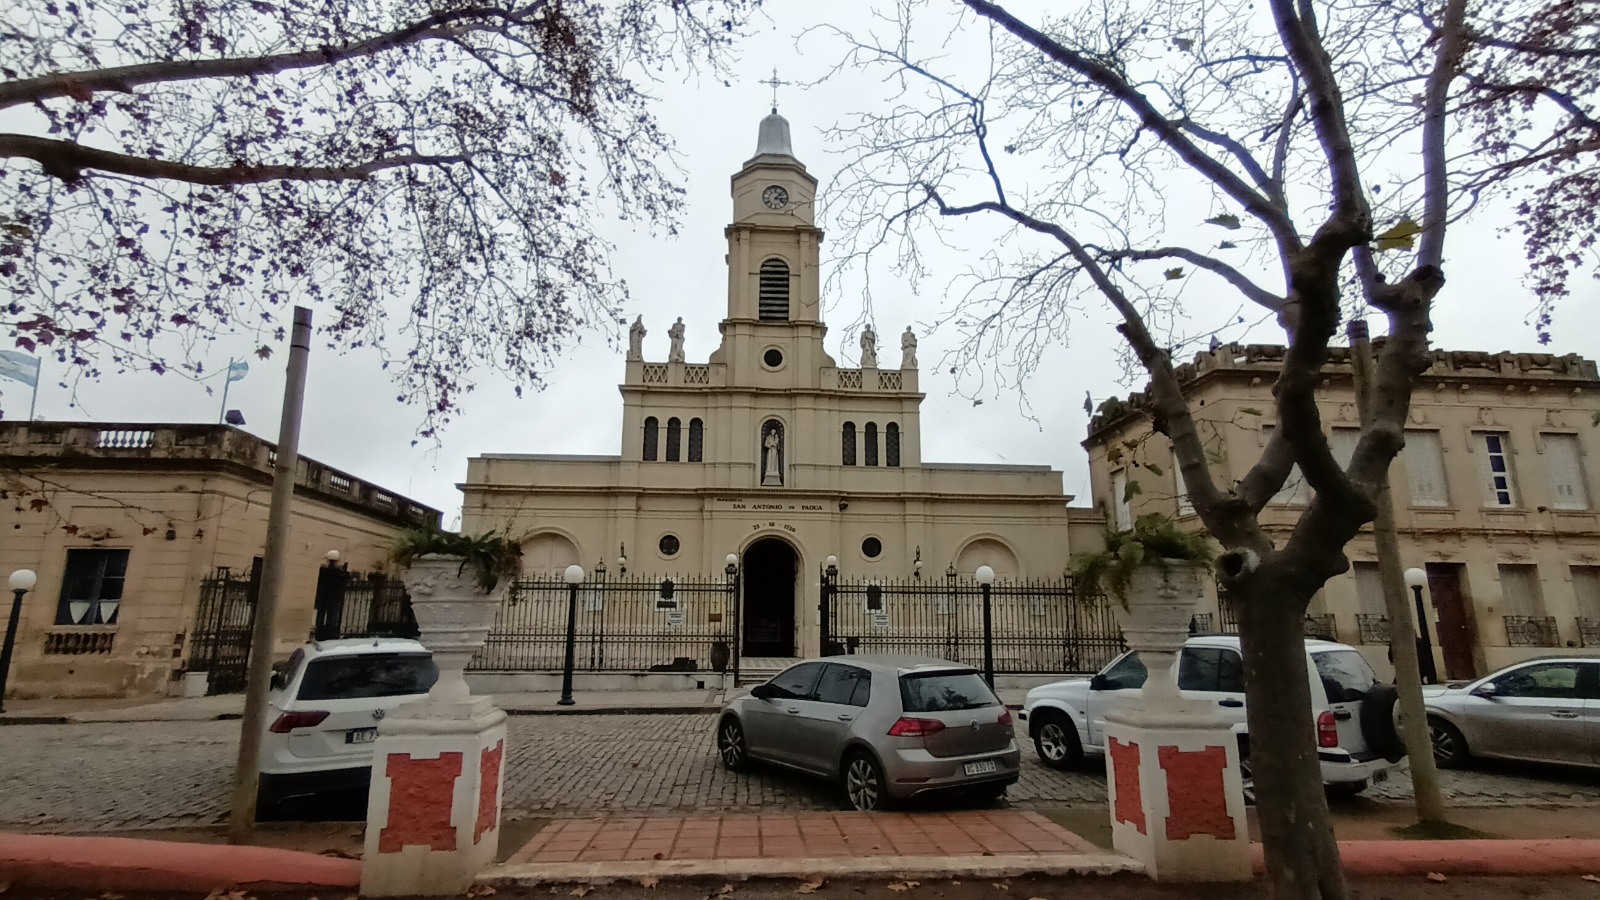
xmin=346 ymin=728 xmax=378 ymax=745
xmin=963 ymin=759 xmax=998 ymax=776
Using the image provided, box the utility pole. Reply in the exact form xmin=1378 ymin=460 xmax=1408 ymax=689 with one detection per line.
xmin=1347 ymin=319 xmax=1448 ymax=825
xmin=228 ymin=307 xmax=314 ymax=843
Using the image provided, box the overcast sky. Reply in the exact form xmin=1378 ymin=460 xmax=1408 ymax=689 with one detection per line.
xmin=10 ymin=2 xmax=1598 ymax=526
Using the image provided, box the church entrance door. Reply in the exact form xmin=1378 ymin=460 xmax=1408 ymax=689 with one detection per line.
xmin=741 ymin=538 xmax=797 ymax=657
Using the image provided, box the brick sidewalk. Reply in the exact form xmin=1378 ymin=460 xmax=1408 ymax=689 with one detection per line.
xmin=505 ymin=811 xmax=1098 ymax=864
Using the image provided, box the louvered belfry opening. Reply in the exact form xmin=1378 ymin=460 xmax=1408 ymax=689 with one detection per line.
xmin=758 ymin=259 xmax=790 ymax=321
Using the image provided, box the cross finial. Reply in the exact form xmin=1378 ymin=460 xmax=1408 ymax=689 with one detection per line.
xmin=760 ymin=67 xmax=791 ymax=113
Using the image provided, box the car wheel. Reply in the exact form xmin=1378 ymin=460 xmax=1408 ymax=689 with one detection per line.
xmin=254 ymin=781 xmax=284 ymax=822
xmin=843 ymin=751 xmax=889 ymax=812
xmin=1360 ymin=684 xmax=1407 ymax=762
xmin=1031 ymin=710 xmax=1083 ymax=770
xmin=717 ymin=716 xmax=749 ymax=771
xmin=969 ymin=783 xmax=1009 ymax=804
xmin=1325 ymin=781 xmax=1367 ymax=798
xmin=1428 ymin=717 xmax=1469 ymax=769
xmin=1237 ymin=736 xmax=1255 ymax=806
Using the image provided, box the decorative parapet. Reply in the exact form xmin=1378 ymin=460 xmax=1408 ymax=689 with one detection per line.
xmin=0 ymin=422 xmax=441 ymax=527
xmin=1087 ymin=343 xmax=1600 ymax=439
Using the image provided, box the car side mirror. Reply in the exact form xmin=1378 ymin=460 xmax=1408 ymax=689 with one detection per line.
xmin=1089 ymin=674 xmax=1108 ymax=691
xmin=749 ymin=683 xmax=777 ymax=701
xmin=1470 ymin=682 xmax=1497 ymax=699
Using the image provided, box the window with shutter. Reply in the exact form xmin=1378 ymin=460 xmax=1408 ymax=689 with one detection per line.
xmin=1330 ymin=428 xmax=1361 ymax=470
xmin=1352 ymin=562 xmax=1387 ymax=617
xmin=1572 ymin=566 xmax=1600 ymax=618
xmin=1111 ymin=469 xmax=1131 ymax=531
xmin=688 ymin=418 xmax=704 ymax=462
xmin=1263 ymin=426 xmax=1310 ymax=506
xmin=642 ymin=417 xmax=659 ymax=461
xmin=1175 ymin=462 xmax=1194 ymax=517
xmin=1477 ymin=432 xmax=1518 ymax=507
xmin=1497 ymin=564 xmax=1542 ymax=616
xmin=758 ymin=259 xmax=789 ymax=321
xmin=885 ymin=423 xmax=900 ymax=467
xmin=864 ymin=422 xmax=879 ymax=467
xmin=842 ymin=422 xmax=856 ymax=466
xmin=1542 ymin=433 xmax=1590 ymax=510
xmin=665 ymin=417 xmax=681 ymax=462
xmin=1403 ymin=429 xmax=1449 ymax=507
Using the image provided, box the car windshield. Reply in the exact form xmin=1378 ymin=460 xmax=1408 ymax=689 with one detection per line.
xmin=296 ymin=652 xmax=438 ymax=701
xmin=899 ymin=671 xmax=998 ymax=712
xmin=1312 ymin=650 xmax=1379 ymax=703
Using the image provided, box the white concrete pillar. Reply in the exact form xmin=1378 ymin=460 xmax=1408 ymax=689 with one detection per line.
xmin=361 ymin=696 xmax=508 ymax=896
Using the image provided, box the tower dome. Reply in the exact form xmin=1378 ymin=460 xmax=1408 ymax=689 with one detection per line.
xmin=754 ymin=109 xmax=794 ymax=158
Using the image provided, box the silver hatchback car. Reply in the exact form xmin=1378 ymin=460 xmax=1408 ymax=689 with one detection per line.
xmin=715 ymin=655 xmax=1021 ymax=810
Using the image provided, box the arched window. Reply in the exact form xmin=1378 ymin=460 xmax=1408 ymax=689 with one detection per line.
xmin=885 ymin=422 xmax=900 ymax=467
xmin=758 ymin=259 xmax=790 ymax=321
xmin=842 ymin=422 xmax=857 ymax=466
xmin=864 ymin=422 xmax=879 ymax=467
xmin=666 ymin=417 xmax=682 ymax=462
xmin=642 ymin=417 xmax=659 ymax=461
xmin=688 ymin=418 xmax=704 ymax=462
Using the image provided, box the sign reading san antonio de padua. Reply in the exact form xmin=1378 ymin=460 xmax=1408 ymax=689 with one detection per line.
xmin=713 ymin=498 xmax=828 ymax=512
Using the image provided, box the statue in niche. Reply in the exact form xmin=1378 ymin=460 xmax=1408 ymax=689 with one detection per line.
xmin=668 ymin=317 xmax=686 ymax=363
xmin=900 ymin=326 xmax=918 ymax=369
xmin=761 ymin=422 xmax=783 ymax=487
xmin=627 ymin=315 xmax=646 ymax=360
xmin=860 ymin=326 xmax=878 ymax=368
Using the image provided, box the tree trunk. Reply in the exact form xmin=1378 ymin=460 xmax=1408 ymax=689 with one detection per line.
xmin=1237 ymin=579 xmax=1348 ymax=900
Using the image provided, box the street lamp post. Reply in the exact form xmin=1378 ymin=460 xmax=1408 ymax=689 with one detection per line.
xmin=974 ymin=565 xmax=996 ymax=689
xmin=821 ymin=554 xmax=838 ymax=656
xmin=1 ymin=569 xmax=38 ymax=714
xmin=558 ymin=564 xmax=585 ymax=706
xmin=1404 ymin=567 xmax=1439 ymax=685
xmin=725 ymin=554 xmax=740 ymax=685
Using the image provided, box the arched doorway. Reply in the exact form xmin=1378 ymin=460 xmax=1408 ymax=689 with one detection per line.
xmin=741 ymin=537 xmax=797 ymax=657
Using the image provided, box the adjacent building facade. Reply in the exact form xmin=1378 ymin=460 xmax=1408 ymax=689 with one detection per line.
xmin=462 ymin=110 xmax=1100 ymax=663
xmin=0 ymin=422 xmax=440 ymax=700
xmin=1084 ymin=343 xmax=1600 ymax=679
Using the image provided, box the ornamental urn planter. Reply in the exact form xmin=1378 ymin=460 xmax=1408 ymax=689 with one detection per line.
xmin=1112 ymin=561 xmax=1206 ymax=701
xmin=400 ymin=553 xmax=505 ymax=703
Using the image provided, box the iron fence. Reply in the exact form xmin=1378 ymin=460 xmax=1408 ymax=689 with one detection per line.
xmin=1304 ymin=614 xmax=1339 ymax=642
xmin=823 ymin=574 xmax=1123 ymax=675
xmin=1504 ymin=615 xmax=1560 ymax=647
xmin=1580 ymin=617 xmax=1600 ymax=648
xmin=1356 ymin=614 xmax=1392 ymax=645
xmin=313 ymin=566 xmax=418 ymax=641
xmin=189 ymin=565 xmax=258 ymax=694
xmin=468 ymin=572 xmax=738 ymax=673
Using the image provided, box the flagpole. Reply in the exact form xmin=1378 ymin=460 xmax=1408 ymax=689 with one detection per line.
xmin=27 ymin=360 xmax=38 ymax=421
xmin=218 ymin=358 xmax=233 ymax=424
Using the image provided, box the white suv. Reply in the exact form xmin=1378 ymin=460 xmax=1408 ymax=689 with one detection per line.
xmin=257 ymin=638 xmax=438 ymax=817
xmin=1018 ymin=635 xmax=1406 ymax=796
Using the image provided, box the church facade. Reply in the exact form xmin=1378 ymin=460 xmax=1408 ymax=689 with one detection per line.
xmin=460 ymin=111 xmax=1102 ymax=662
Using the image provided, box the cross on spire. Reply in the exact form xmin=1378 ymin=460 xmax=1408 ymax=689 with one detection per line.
xmin=760 ymin=67 xmax=791 ymax=113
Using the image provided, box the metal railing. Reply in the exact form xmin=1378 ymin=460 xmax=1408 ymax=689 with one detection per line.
xmin=1356 ymin=614 xmax=1392 ymax=645
xmin=823 ymin=574 xmax=1123 ymax=675
xmin=469 ymin=572 xmax=737 ymax=673
xmin=1580 ymin=617 xmax=1600 ymax=648
xmin=1504 ymin=615 xmax=1560 ymax=647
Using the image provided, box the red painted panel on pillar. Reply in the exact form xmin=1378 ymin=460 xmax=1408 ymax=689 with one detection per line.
xmin=475 ymin=739 xmax=504 ymax=843
xmin=378 ymin=752 xmax=463 ymax=853
xmin=1157 ymin=745 xmax=1235 ymax=841
xmin=1108 ymin=737 xmax=1145 ymax=835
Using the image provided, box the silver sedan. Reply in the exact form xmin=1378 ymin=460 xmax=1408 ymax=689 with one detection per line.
xmin=1423 ymin=656 xmax=1599 ymax=769
xmin=714 ymin=655 xmax=1021 ymax=811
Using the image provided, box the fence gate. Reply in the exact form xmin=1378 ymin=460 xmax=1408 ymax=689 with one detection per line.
xmin=189 ymin=562 xmax=260 ymax=695
xmin=823 ymin=574 xmax=1124 ymax=675
xmin=313 ymin=565 xmax=418 ymax=641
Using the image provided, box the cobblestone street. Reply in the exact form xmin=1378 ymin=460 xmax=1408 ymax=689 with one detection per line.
xmin=2 ymin=714 xmax=1597 ymax=830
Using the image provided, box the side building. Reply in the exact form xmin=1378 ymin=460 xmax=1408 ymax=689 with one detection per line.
xmin=0 ymin=421 xmax=440 ymax=701
xmin=1083 ymin=343 xmax=1600 ymax=679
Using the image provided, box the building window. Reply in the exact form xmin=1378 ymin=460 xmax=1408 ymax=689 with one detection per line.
xmin=1263 ymin=426 xmax=1309 ymax=506
xmin=842 ymin=422 xmax=857 ymax=466
xmin=864 ymin=422 xmax=879 ymax=467
xmin=1478 ymin=432 xmax=1518 ymax=507
xmin=658 ymin=534 xmax=680 ymax=558
xmin=861 ymin=537 xmax=883 ymax=559
xmin=688 ymin=418 xmax=704 ymax=462
xmin=666 ymin=417 xmax=682 ymax=462
xmin=57 ymin=548 xmax=129 ymax=625
xmin=1403 ymin=429 xmax=1449 ymax=507
xmin=1497 ymin=564 xmax=1542 ymax=616
xmin=1543 ymin=433 xmax=1590 ymax=510
xmin=1573 ymin=566 xmax=1600 ymax=619
xmin=1174 ymin=462 xmax=1194 ymax=517
xmin=758 ymin=259 xmax=789 ymax=321
xmin=885 ymin=423 xmax=900 ymax=467
xmin=762 ymin=347 xmax=784 ymax=368
xmin=643 ymin=417 xmax=659 ymax=461
xmin=1111 ymin=469 xmax=1132 ymax=531
xmin=1329 ymin=427 xmax=1361 ymax=469
xmin=1352 ymin=561 xmax=1387 ymax=617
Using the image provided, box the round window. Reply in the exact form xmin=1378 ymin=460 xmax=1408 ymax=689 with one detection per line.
xmin=861 ymin=537 xmax=883 ymax=559
xmin=763 ymin=348 xmax=784 ymax=368
xmin=658 ymin=534 xmax=681 ymax=557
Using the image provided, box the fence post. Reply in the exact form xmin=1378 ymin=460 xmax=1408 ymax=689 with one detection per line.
xmin=820 ymin=558 xmax=838 ymax=656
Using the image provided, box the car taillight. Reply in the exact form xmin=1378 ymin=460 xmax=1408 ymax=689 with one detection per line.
xmin=1316 ymin=710 xmax=1339 ymax=748
xmin=269 ymin=710 xmax=330 ymax=733
xmin=888 ymin=717 xmax=947 ymax=737
xmin=997 ymin=709 xmax=1014 ymax=728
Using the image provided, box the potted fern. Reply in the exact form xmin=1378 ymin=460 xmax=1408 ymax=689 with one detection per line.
xmin=1073 ymin=514 xmax=1214 ymax=699
xmin=389 ymin=527 xmax=522 ymax=702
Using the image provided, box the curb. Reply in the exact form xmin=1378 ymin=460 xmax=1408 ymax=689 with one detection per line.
xmin=504 ymin=706 xmax=721 ymax=717
xmin=0 ymin=832 xmax=360 ymax=892
xmin=483 ymin=852 xmax=1143 ymax=885
xmin=0 ymin=715 xmax=70 ymax=727
xmin=1277 ymin=839 xmax=1600 ymax=877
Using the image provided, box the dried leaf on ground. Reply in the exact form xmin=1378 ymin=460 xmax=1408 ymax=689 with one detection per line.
xmin=570 ymin=888 xmax=593 ymax=898
xmin=100 ymin=892 xmax=125 ymax=900
xmin=465 ymin=886 xmax=496 ymax=898
xmin=886 ymin=881 xmax=919 ymax=892
xmin=718 ymin=885 xmax=736 ymax=895
xmin=991 ymin=882 xmax=1010 ymax=891
xmin=1582 ymin=874 xmax=1600 ymax=883
xmin=796 ymin=876 xmax=825 ymax=894
xmin=1425 ymin=872 xmax=1448 ymax=883
xmin=0 ymin=881 xmax=11 ymax=894
xmin=640 ymin=877 xmax=660 ymax=889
